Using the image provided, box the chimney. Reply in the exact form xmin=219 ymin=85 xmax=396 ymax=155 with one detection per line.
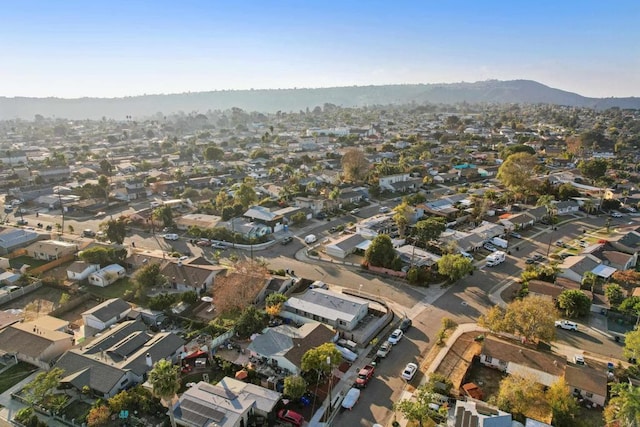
xmin=146 ymin=353 xmax=153 ymax=368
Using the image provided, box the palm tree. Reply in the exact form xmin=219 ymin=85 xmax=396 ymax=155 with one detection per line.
xmin=148 ymin=359 xmax=180 ymax=427
xmin=604 ymin=383 xmax=640 ymax=426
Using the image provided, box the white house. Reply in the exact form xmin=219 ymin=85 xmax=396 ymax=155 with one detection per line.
xmin=283 ymin=288 xmax=368 ymax=331
xmin=66 ymin=261 xmax=100 ymax=281
xmin=325 ymin=234 xmax=368 ymax=259
xmin=82 ymin=298 xmax=131 ymax=332
xmin=88 ymin=264 xmax=126 ymax=287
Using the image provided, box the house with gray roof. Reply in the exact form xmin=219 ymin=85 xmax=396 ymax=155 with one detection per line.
xmin=0 ymin=318 xmax=74 ymax=369
xmin=82 ymin=298 xmax=131 ymax=332
xmin=176 ymin=378 xmax=282 ymax=427
xmin=556 ymin=254 xmax=602 ymax=283
xmin=283 ymin=288 xmax=368 ymax=331
xmin=0 ymin=229 xmax=43 ymax=255
xmin=56 ymin=319 xmax=183 ymax=398
xmin=325 ymin=233 xmax=368 ymax=259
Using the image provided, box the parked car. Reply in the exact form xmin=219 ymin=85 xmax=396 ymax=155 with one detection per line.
xmin=509 ymin=232 xmax=522 ymax=239
xmin=483 ymin=243 xmax=497 ymax=252
xmin=401 ymin=362 xmax=418 ymax=381
xmin=555 ymin=320 xmax=578 ymax=331
xmin=532 ymin=254 xmax=544 ymax=262
xmin=163 ymin=233 xmax=179 ymax=241
xmin=16 ymin=219 xmax=28 ymax=225
xmin=525 ymin=257 xmax=535 ymax=264
xmin=573 ymin=354 xmax=585 ymax=365
xmin=555 ymin=240 xmax=566 ymax=247
xmin=316 ymin=212 xmax=327 ymax=220
xmin=82 ymin=229 xmax=96 ymax=238
xmin=341 ymin=387 xmax=361 ymax=410
xmin=379 ymin=206 xmax=390 ymax=213
xmin=376 ymin=341 xmax=392 ymax=358
xmin=277 ymin=409 xmax=304 ymax=426
xmin=399 ymin=318 xmax=412 ymax=332
xmin=281 ymin=236 xmax=294 ymax=245
xmin=579 ymin=240 xmax=589 ymax=248
xmin=196 ymin=239 xmax=212 ymax=247
xmin=304 ymin=234 xmax=317 ymax=244
xmin=387 ymin=329 xmax=403 ymax=345
xmin=355 ymin=365 xmax=375 ymax=388
xmin=350 ymin=208 xmax=360 ymax=215
xmin=611 ymin=211 xmax=623 ymax=218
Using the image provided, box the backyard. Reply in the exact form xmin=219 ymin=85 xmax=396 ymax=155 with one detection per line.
xmin=9 ymin=256 xmax=49 ymax=270
xmin=0 ymin=362 xmax=38 ymax=394
xmin=60 ymin=400 xmax=92 ymax=424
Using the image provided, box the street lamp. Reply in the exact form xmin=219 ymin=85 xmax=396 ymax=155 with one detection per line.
xmin=359 ymin=284 xmax=363 ymax=296
xmin=327 ymin=356 xmax=333 ymax=411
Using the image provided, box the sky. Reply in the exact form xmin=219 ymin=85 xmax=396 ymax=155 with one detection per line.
xmin=1 ymin=0 xmax=639 ymax=98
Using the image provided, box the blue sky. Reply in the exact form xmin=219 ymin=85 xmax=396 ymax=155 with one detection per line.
xmin=1 ymin=0 xmax=638 ymax=98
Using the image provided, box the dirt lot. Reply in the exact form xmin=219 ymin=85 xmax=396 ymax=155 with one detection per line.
xmin=1 ymin=286 xmax=66 ymax=321
xmin=462 ymin=359 xmax=505 ymax=402
xmin=434 ymin=331 xmax=482 ymax=394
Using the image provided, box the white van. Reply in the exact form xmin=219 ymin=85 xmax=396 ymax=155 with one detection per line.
xmin=304 ymin=234 xmax=317 ymax=244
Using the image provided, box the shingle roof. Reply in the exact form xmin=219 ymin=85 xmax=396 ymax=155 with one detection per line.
xmin=565 ymin=365 xmax=608 ymax=397
xmin=57 ymin=351 xmax=127 ymax=395
xmin=82 ymin=298 xmax=131 ymax=322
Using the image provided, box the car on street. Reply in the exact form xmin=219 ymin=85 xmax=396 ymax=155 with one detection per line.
xmin=532 ymin=254 xmax=545 ymax=262
xmin=379 ymin=206 xmax=390 ymax=213
xmin=555 ymin=240 xmax=566 ymax=247
xmin=399 ymin=318 xmax=412 ymax=332
xmin=555 ymin=320 xmax=578 ymax=331
xmin=401 ymin=362 xmax=418 ymax=381
xmin=16 ymin=219 xmax=28 ymax=225
xmin=611 ymin=211 xmax=623 ymax=218
xmin=178 ymin=256 xmax=189 ymax=262
xmin=573 ymin=354 xmax=585 ymax=365
xmin=579 ymin=240 xmax=589 ymax=248
xmin=163 ymin=233 xmax=179 ymax=241
xmin=509 ymin=232 xmax=522 ymax=239
xmin=95 ymin=211 xmax=106 ymax=217
xmin=196 ymin=239 xmax=212 ymax=247
xmin=341 ymin=387 xmax=361 ymax=410
xmin=387 ymin=329 xmax=403 ymax=345
xmin=483 ymin=243 xmax=497 ymax=252
xmin=281 ymin=236 xmax=294 ymax=245
xmin=349 ymin=208 xmax=360 ymax=215
xmin=277 ymin=409 xmax=304 ymax=426
xmin=82 ymin=229 xmax=96 ymax=237
xmin=355 ymin=365 xmax=375 ymax=388
xmin=304 ymin=234 xmax=317 ymax=244
xmin=376 ymin=341 xmax=392 ymax=358
xmin=525 ymin=257 xmax=535 ymax=264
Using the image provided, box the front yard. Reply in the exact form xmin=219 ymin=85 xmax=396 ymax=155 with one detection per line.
xmin=0 ymin=362 xmax=38 ymax=393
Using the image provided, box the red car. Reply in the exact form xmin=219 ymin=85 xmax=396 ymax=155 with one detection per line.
xmin=277 ymin=409 xmax=304 ymax=426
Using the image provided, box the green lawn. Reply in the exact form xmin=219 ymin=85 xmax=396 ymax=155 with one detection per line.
xmin=0 ymin=362 xmax=38 ymax=394
xmin=9 ymin=256 xmax=49 ymax=270
xmin=87 ymin=277 xmax=136 ymax=300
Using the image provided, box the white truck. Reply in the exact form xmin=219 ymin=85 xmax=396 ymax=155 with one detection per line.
xmin=490 ymin=237 xmax=508 ymax=249
xmin=486 ymin=251 xmax=506 ymax=267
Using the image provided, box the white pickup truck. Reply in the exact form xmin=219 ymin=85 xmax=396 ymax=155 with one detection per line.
xmin=555 ymin=320 xmax=578 ymax=331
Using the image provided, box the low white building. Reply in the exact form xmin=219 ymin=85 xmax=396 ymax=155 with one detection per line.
xmin=67 ymin=261 xmax=100 ymax=281
xmin=88 ymin=264 xmax=126 ymax=287
xmin=82 ymin=298 xmax=131 ymax=331
xmin=283 ymin=288 xmax=368 ymax=331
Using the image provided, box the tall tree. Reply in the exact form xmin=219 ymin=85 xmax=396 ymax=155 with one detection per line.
xmin=283 ymin=375 xmax=307 ymax=401
xmin=479 ymin=295 xmax=557 ymax=343
xmin=234 ymin=182 xmax=257 ymax=208
xmin=604 ymin=383 xmax=640 ymax=427
xmin=624 ymin=329 xmax=640 ymax=363
xmin=148 ymin=359 xmax=180 ymax=427
xmin=22 ymin=368 xmax=64 ymax=409
xmin=414 ymin=217 xmax=446 ymax=243
xmin=153 ymin=205 xmax=174 ymax=228
xmin=364 ymin=234 xmax=399 ymax=269
xmin=392 ymin=201 xmax=413 ymax=237
xmin=437 ymin=254 xmax=473 ymax=282
xmin=101 ymin=218 xmax=127 ymax=244
xmin=496 ymin=374 xmax=548 ymax=421
xmin=394 ymin=384 xmax=441 ymax=427
xmin=301 ymin=343 xmax=342 ymax=377
xmin=557 ymin=290 xmax=591 ymax=318
xmin=341 ymin=149 xmax=369 ymax=183
xmin=496 ymin=152 xmax=538 ymax=201
xmin=546 ymin=377 xmax=579 ymax=426
xmin=99 ymin=159 xmax=113 ymax=176
xmin=605 ymin=284 xmax=626 ymax=308
xmin=578 ymin=158 xmax=608 ymax=184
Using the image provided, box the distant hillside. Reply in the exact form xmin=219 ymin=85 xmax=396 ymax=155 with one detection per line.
xmin=0 ymin=79 xmax=638 ymax=120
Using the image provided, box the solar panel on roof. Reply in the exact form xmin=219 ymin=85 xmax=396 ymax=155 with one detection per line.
xmin=180 ymin=399 xmax=225 ymax=423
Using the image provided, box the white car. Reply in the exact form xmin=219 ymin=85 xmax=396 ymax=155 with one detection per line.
xmin=611 ymin=212 xmax=623 ymax=218
xmin=387 ymin=329 xmax=403 ymax=345
xmin=555 ymin=320 xmax=578 ymax=331
xmin=379 ymin=206 xmax=390 ymax=213
xmin=483 ymin=243 xmax=497 ymax=252
xmin=304 ymin=234 xmax=317 ymax=244
xmin=401 ymin=363 xmax=418 ymax=381
xmin=163 ymin=233 xmax=179 ymax=241
xmin=341 ymin=387 xmax=361 ymax=410
xmin=573 ymin=354 xmax=585 ymax=365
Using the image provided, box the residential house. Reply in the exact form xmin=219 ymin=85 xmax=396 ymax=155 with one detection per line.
xmin=0 ymin=229 xmax=43 ymax=255
xmin=502 ymin=213 xmax=535 ymax=230
xmin=88 ymin=264 xmax=126 ymax=287
xmin=247 ymin=322 xmax=336 ymax=375
xmin=525 ymin=206 xmax=549 ymax=223
xmin=175 ymin=378 xmax=282 ymax=427
xmin=480 ymin=336 xmax=566 ymax=387
xmin=527 ymin=279 xmax=581 ymax=301
xmin=379 ymin=173 xmax=411 ymax=192
xmin=264 ymin=275 xmax=294 ymax=297
xmin=67 ymin=261 xmax=100 ymax=281
xmin=57 ymin=320 xmax=184 ymax=398
xmin=294 ymin=196 xmax=325 ymax=215
xmin=396 ymin=245 xmax=441 ymax=267
xmin=160 ymin=260 xmax=225 ymax=293
xmin=243 ymin=206 xmax=285 ymax=233
xmin=175 ymin=214 xmax=221 ymax=231
xmin=325 ymin=233 xmax=368 ymax=259
xmin=565 ymin=365 xmax=608 ymax=407
xmin=556 ymin=254 xmax=602 ymax=283
xmin=0 ymin=317 xmax=74 ymax=369
xmin=33 ymin=166 xmax=71 ymax=183
xmin=26 ymin=239 xmax=77 ymax=261
xmin=608 ymin=230 xmax=640 ymax=256
xmin=283 ymin=288 xmax=368 ymax=331
xmin=555 ymin=200 xmax=580 ymax=216
xmin=82 ymin=298 xmax=132 ymax=332
xmin=583 ymin=243 xmax=637 ymax=270
xmin=222 ymin=218 xmax=271 ymax=240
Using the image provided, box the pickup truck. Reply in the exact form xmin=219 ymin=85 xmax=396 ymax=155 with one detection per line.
xmin=555 ymin=320 xmax=578 ymax=331
xmin=355 ymin=364 xmax=375 ymax=388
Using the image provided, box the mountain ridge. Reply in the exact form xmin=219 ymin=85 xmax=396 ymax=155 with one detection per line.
xmin=0 ymin=79 xmax=638 ymax=120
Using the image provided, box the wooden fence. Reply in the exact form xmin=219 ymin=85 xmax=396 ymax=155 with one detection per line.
xmin=29 ymin=253 xmax=75 ymax=275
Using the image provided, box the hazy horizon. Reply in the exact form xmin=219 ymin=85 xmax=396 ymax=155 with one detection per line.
xmin=2 ymin=0 xmax=639 ymax=99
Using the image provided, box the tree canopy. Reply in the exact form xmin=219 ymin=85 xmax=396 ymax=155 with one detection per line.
xmin=341 ymin=148 xmax=369 ymax=183
xmin=437 ymin=254 xmax=472 ymax=282
xmin=364 ymin=234 xmax=401 ymax=270
xmin=148 ymin=359 xmax=180 ymax=427
xmin=496 ymin=152 xmax=538 ymax=199
xmin=414 ymin=217 xmax=446 ymax=243
xmin=301 ymin=343 xmax=342 ymax=376
xmin=577 ymin=158 xmax=608 ymax=183
xmin=79 ymin=246 xmax=126 ymax=267
xmin=100 ymin=218 xmax=127 ymax=244
xmin=604 ymin=383 xmax=640 ymax=427
xmin=624 ymin=329 xmax=640 ymax=363
xmin=479 ymin=295 xmax=557 ymax=343
xmin=495 ymin=374 xmax=548 ymax=421
xmin=394 ymin=384 xmax=443 ymax=427
xmin=283 ymin=375 xmax=307 ymax=400
xmin=557 ymin=290 xmax=591 ymax=318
